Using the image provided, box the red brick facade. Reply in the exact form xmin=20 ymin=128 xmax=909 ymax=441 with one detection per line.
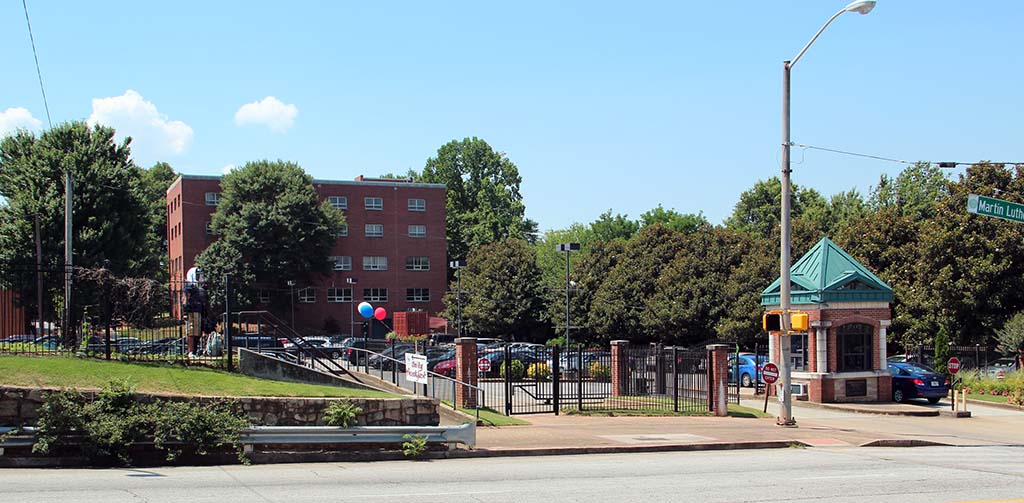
xmin=166 ymin=175 xmax=447 ymax=333
xmin=454 ymin=337 xmax=478 ymax=408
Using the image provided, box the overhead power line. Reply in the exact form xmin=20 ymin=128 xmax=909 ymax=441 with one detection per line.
xmin=22 ymin=0 xmax=52 ymax=128
xmin=790 ymin=142 xmax=1024 ymax=169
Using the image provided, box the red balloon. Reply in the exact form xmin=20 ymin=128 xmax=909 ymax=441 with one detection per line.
xmin=374 ymin=307 xmax=387 ymax=321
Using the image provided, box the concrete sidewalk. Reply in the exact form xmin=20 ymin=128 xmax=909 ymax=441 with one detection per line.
xmin=464 ymin=399 xmax=1024 ymax=457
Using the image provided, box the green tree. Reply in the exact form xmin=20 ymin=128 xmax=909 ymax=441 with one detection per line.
xmin=443 ymin=239 xmax=544 ymax=339
xmin=590 ymin=209 xmax=639 ymax=243
xmin=724 ymin=177 xmax=828 ymax=237
xmin=0 ymin=122 xmax=151 ymax=326
xmin=996 ymin=311 xmax=1024 ymax=355
xmin=534 ymin=224 xmax=594 ymax=335
xmin=639 ymin=205 xmax=708 ymax=234
xmin=421 ymin=138 xmax=530 ymax=262
xmin=194 ymin=160 xmax=345 ymax=309
xmin=868 ymin=161 xmax=948 ymax=219
xmin=934 ymin=326 xmax=951 ymax=377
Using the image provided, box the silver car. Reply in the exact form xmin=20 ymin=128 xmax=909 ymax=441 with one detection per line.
xmin=985 ymin=357 xmax=1017 ymax=379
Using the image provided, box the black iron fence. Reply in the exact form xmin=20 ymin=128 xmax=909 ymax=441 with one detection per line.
xmin=476 ymin=343 xmax=718 ymax=415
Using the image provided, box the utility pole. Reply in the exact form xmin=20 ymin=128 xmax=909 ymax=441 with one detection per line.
xmin=449 ymin=260 xmax=466 ymax=337
xmin=347 ymin=277 xmax=358 ymax=337
xmin=63 ymin=171 xmax=73 ymax=346
xmin=287 ymin=280 xmax=295 ymax=329
xmin=557 ymin=243 xmax=580 ymax=348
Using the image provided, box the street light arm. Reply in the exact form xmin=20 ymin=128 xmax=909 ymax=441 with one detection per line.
xmin=788 ymin=8 xmax=846 ymax=69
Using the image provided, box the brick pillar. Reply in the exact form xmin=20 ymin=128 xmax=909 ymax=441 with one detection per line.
xmin=611 ymin=340 xmax=629 ymax=397
xmin=455 ymin=337 xmax=478 ymax=408
xmin=707 ymin=344 xmax=730 ymax=416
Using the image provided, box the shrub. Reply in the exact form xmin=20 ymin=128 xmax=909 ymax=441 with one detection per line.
xmin=32 ymin=380 xmax=250 ymax=465
xmin=500 ymin=359 xmax=525 ymax=380
xmin=589 ymin=361 xmax=611 ymax=381
xmin=527 ymin=362 xmax=551 ymax=381
xmin=323 ymin=400 xmax=362 ymax=427
xmin=402 ymin=434 xmax=428 ymax=458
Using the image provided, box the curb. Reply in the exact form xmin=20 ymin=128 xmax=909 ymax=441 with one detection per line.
xmin=794 ymin=401 xmax=939 ymax=417
xmin=440 ymin=440 xmax=807 ymax=459
xmin=964 ymin=398 xmax=1023 ymax=412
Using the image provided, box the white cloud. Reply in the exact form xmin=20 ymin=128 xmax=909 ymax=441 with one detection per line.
xmin=0 ymin=107 xmax=43 ymax=136
xmin=222 ymin=163 xmax=236 ymax=174
xmin=87 ymin=90 xmax=193 ymax=161
xmin=234 ymin=96 xmax=298 ymax=133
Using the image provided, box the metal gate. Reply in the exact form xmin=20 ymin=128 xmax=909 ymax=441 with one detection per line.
xmin=480 ymin=343 xmax=713 ymax=416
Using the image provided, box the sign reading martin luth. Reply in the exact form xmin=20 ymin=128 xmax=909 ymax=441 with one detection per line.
xmin=968 ymin=194 xmax=1024 ymax=224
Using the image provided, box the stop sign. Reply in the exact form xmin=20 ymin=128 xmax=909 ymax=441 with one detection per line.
xmin=761 ymin=362 xmax=780 ymax=384
xmin=947 ymin=357 xmax=961 ymax=374
xmin=477 ymin=357 xmax=491 ymax=372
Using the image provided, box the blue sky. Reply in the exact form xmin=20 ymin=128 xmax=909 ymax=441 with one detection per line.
xmin=3 ymin=1 xmax=1023 ymax=232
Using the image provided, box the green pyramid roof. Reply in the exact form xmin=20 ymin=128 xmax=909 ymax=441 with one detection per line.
xmin=761 ymin=237 xmax=893 ymax=306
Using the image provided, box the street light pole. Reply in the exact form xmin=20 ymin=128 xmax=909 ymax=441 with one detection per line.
xmin=287 ymin=280 xmax=295 ymax=329
xmin=557 ymin=243 xmax=581 ymax=349
xmin=347 ymin=277 xmax=358 ymax=337
xmin=449 ymin=260 xmax=466 ymax=337
xmin=779 ymin=0 xmax=875 ymax=427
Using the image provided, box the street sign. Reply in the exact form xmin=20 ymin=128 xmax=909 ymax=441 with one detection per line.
xmin=967 ymin=194 xmax=1024 ymax=224
xmin=477 ymin=357 xmax=491 ymax=373
xmin=406 ymin=353 xmax=428 ymax=384
xmin=761 ymin=362 xmax=779 ymax=384
xmin=947 ymin=357 xmax=962 ymax=375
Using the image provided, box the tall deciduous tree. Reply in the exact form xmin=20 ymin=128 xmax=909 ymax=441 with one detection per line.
xmin=590 ymin=209 xmax=639 ymax=243
xmin=443 ymin=239 xmax=544 ymax=339
xmin=139 ymin=162 xmax=178 ymax=283
xmin=421 ymin=138 xmax=530 ymax=262
xmin=0 ymin=122 xmax=151 ymax=325
xmin=724 ymin=177 xmax=827 ymax=237
xmin=195 ymin=160 xmax=345 ymax=308
xmin=639 ymin=205 xmax=708 ymax=234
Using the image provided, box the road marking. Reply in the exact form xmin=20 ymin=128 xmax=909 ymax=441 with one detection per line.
xmin=792 ymin=473 xmax=898 ymax=481
xmin=338 ymin=490 xmax=513 ymax=498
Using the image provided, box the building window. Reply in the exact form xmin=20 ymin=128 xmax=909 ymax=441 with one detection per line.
xmin=406 ymin=288 xmax=430 ymax=302
xmin=408 ymin=198 xmax=426 ymax=212
xmin=791 ymin=333 xmax=808 ymax=371
xmin=365 ymin=224 xmax=384 ymax=238
xmin=336 ymin=224 xmax=348 ymax=237
xmin=365 ymin=197 xmax=383 ymax=210
xmin=837 ymin=323 xmax=873 ymax=372
xmin=327 ymin=288 xmax=352 ymax=303
xmin=205 ymin=192 xmax=220 ymax=206
xmin=363 ymin=288 xmax=388 ymax=302
xmin=257 ymin=290 xmax=271 ymax=304
xmin=298 ymin=287 xmax=316 ymax=304
xmin=405 ymin=256 xmax=430 ymax=271
xmin=331 ymin=256 xmax=352 ymax=271
xmin=363 ymin=256 xmax=388 ymax=271
xmin=205 ymin=221 xmax=215 ymax=235
xmin=328 ymin=196 xmax=347 ymax=210
xmin=408 ymin=225 xmax=426 ymax=238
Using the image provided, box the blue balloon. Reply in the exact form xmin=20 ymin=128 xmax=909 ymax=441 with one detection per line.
xmin=358 ymin=302 xmax=374 ymax=318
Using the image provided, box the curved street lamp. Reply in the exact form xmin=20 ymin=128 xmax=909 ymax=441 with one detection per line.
xmin=778 ymin=0 xmax=876 ymax=427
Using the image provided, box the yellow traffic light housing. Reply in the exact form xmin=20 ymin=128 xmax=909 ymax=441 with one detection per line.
xmin=790 ymin=312 xmax=809 ymax=331
xmin=763 ymin=311 xmax=782 ymax=332
xmin=762 ymin=310 xmax=808 ymax=333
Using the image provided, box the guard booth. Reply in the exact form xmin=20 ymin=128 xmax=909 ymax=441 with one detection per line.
xmin=761 ymin=238 xmax=894 ymax=403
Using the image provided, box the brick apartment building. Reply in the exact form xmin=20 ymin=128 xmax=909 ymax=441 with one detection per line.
xmin=166 ymin=174 xmax=448 ymax=336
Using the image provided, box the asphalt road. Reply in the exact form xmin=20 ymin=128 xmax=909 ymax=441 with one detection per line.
xmin=2 ymin=446 xmax=1023 ymax=503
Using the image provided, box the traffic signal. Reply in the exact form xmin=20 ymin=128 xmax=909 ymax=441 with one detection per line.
xmin=763 ymin=311 xmax=782 ymax=332
xmin=790 ymin=312 xmax=809 ymax=331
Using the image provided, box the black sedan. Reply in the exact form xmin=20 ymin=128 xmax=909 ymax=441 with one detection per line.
xmin=887 ymin=362 xmax=949 ymax=404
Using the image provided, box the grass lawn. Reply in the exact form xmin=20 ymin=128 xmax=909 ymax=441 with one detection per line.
xmin=0 ymin=355 xmax=394 ymax=398
xmin=441 ymin=401 xmax=530 ymax=426
xmin=727 ymin=403 xmax=774 ymax=418
xmin=966 ymin=393 xmax=1019 ymax=406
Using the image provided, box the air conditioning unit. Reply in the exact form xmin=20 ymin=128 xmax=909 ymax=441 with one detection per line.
xmin=791 ymin=382 xmax=809 ymax=400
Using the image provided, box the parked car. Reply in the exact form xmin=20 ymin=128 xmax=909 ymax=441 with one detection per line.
xmin=985 ymin=357 xmax=1017 ymax=379
xmin=339 ymin=337 xmax=388 ymax=364
xmin=368 ymin=344 xmax=414 ymax=369
xmin=888 ymin=362 xmax=949 ymax=404
xmin=229 ymin=335 xmax=284 ymax=350
xmin=728 ymin=355 xmax=768 ymax=388
xmin=32 ymin=336 xmax=60 ymax=350
xmin=136 ymin=337 xmax=186 ymax=355
xmin=427 ymin=349 xmax=456 ymax=372
xmin=432 ymin=357 xmax=458 ymax=377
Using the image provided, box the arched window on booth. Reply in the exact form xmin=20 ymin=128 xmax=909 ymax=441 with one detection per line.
xmin=837 ymin=323 xmax=873 ymax=372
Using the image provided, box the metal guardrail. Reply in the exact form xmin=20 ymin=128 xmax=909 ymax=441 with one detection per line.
xmin=0 ymin=423 xmax=476 ymax=455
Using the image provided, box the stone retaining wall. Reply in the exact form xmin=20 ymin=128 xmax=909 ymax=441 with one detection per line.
xmin=0 ymin=386 xmax=439 ymax=427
